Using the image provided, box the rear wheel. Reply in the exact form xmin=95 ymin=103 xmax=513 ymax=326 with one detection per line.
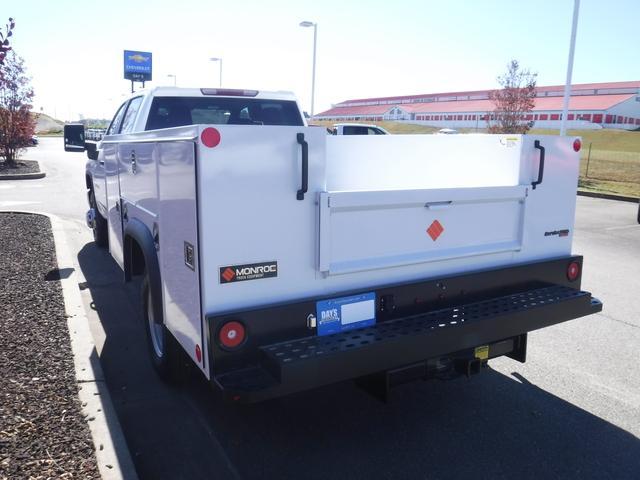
xmin=89 ymin=190 xmax=108 ymax=248
xmin=141 ymin=274 xmax=181 ymax=382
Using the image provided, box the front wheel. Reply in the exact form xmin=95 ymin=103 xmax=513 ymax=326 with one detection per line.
xmin=141 ymin=274 xmax=181 ymax=382
xmin=89 ymin=190 xmax=108 ymax=248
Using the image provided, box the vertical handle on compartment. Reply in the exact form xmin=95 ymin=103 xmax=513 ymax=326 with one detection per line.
xmin=532 ymin=140 xmax=545 ymax=190
xmin=297 ymin=133 xmax=308 ymax=201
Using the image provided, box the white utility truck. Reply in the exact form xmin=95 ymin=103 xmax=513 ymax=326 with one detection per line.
xmin=64 ymin=87 xmax=602 ymax=402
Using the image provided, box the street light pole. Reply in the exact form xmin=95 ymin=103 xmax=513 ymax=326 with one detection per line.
xmin=299 ymin=21 xmax=317 ymax=117
xmin=209 ymin=57 xmax=223 ymax=87
xmin=560 ymin=0 xmax=580 ymax=136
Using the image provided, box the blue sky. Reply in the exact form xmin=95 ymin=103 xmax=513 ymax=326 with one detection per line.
xmin=6 ymin=0 xmax=640 ymax=120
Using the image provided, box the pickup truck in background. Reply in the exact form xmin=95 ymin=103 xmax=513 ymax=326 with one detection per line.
xmin=64 ymin=86 xmax=602 ymax=403
xmin=331 ymin=123 xmax=389 ymax=135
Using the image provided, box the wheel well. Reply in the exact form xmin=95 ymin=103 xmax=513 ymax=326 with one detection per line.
xmin=126 ymin=236 xmax=146 ymax=278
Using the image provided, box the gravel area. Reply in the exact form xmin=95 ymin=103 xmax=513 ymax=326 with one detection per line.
xmin=0 ymin=160 xmax=40 ymax=175
xmin=0 ymin=213 xmax=99 ymax=479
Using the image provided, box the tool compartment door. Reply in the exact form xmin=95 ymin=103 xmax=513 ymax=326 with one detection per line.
xmin=197 ymin=125 xmax=326 ymax=315
xmin=319 ymin=186 xmax=526 ymax=275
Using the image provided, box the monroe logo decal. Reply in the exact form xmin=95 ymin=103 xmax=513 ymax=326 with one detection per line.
xmin=219 ymin=261 xmax=278 ymax=283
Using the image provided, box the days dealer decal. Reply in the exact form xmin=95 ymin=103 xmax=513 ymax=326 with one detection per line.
xmin=544 ymin=229 xmax=570 ymax=238
xmin=219 ymin=261 xmax=278 ymax=284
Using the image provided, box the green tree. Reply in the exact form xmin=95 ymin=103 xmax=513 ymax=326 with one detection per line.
xmin=488 ymin=60 xmax=537 ymax=134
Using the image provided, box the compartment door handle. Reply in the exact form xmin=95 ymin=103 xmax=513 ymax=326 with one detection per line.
xmin=425 ymin=201 xmax=453 ymax=210
xmin=532 ymin=140 xmax=545 ymax=190
xmin=296 ymin=133 xmax=308 ymax=201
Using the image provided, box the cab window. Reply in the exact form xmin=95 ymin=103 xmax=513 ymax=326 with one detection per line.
xmin=120 ymin=96 xmax=144 ymax=134
xmin=106 ymin=102 xmax=128 ymax=135
xmin=145 ymin=97 xmax=304 ymax=130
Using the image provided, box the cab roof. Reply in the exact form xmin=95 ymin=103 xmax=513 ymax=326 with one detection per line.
xmin=129 ymin=87 xmax=298 ymax=102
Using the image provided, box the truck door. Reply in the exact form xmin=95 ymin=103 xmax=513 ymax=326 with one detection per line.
xmin=102 ymin=101 xmax=129 ymax=268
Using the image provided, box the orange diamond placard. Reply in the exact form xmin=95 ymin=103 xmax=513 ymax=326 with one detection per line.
xmin=426 ymin=220 xmax=444 ymax=241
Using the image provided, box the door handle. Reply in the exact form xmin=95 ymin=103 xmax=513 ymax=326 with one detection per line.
xmin=130 ymin=150 xmax=137 ymax=174
xmin=425 ymin=201 xmax=452 ymax=210
xmin=532 ymin=140 xmax=545 ymax=190
xmin=296 ymin=133 xmax=308 ymax=201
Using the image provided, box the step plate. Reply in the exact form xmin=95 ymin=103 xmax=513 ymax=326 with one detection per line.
xmin=261 ymin=285 xmax=600 ymax=380
xmin=217 ymin=285 xmax=602 ymax=401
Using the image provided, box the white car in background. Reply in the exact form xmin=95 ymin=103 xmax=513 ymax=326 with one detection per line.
xmin=331 ymin=123 xmax=389 ymax=135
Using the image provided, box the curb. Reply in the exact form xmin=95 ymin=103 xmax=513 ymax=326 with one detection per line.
xmin=0 ymin=160 xmax=46 ymax=180
xmin=8 ymin=211 xmax=138 ymax=480
xmin=577 ymin=190 xmax=639 ymax=203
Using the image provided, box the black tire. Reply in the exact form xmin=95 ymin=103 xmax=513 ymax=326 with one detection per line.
xmin=89 ymin=189 xmax=109 ymax=248
xmin=141 ymin=274 xmax=181 ymax=382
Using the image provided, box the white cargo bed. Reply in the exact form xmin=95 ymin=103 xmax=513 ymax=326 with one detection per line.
xmin=195 ymin=130 xmax=579 ymax=314
xmin=107 ymin=126 xmax=581 ymax=378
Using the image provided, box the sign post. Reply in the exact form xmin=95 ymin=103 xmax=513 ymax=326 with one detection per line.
xmin=124 ymin=50 xmax=153 ymax=93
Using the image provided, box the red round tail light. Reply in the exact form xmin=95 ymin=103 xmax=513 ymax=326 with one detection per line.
xmin=567 ymin=261 xmax=581 ymax=281
xmin=219 ymin=321 xmax=246 ymax=349
xmin=201 ymin=127 xmax=221 ymax=148
xmin=573 ymin=138 xmax=581 ymax=152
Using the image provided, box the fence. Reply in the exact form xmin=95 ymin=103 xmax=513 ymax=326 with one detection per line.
xmin=580 ymin=143 xmax=640 ymax=196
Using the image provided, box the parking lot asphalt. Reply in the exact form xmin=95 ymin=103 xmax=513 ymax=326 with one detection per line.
xmin=2 ymin=138 xmax=639 ymax=479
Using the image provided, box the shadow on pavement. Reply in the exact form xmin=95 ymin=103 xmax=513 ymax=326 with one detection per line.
xmin=77 ymin=242 xmax=640 ymax=480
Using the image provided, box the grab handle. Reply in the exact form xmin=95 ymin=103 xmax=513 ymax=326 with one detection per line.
xmin=296 ymin=133 xmax=308 ymax=200
xmin=532 ymin=140 xmax=545 ymax=190
xmin=425 ymin=201 xmax=453 ymax=211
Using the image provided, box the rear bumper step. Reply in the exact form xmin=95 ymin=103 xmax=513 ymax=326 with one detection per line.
xmin=215 ymin=285 xmax=602 ymax=402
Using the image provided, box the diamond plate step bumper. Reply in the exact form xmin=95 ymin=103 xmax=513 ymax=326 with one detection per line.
xmin=215 ymin=285 xmax=602 ymax=402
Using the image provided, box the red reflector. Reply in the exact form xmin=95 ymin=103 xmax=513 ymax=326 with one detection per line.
xmin=567 ymin=261 xmax=580 ymax=281
xmin=195 ymin=344 xmax=202 ymax=362
xmin=573 ymin=139 xmax=581 ymax=152
xmin=201 ymin=127 xmax=221 ymax=148
xmin=219 ymin=321 xmax=246 ymax=349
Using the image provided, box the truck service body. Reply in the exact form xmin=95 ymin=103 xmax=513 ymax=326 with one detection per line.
xmin=65 ymin=87 xmax=602 ymax=402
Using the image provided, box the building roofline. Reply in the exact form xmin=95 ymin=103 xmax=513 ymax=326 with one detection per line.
xmin=335 ymin=80 xmax=640 ymax=106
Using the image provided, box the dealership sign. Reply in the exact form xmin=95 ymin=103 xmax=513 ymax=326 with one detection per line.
xmin=124 ymin=50 xmax=152 ymax=82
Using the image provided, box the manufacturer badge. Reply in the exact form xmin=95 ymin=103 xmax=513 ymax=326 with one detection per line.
xmin=219 ymin=261 xmax=278 ymax=284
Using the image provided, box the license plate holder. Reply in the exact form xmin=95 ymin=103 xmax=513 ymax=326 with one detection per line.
xmin=316 ymin=292 xmax=376 ymax=336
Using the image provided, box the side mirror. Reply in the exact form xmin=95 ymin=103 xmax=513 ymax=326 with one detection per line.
xmin=85 ymin=141 xmax=99 ymax=161
xmin=64 ymin=124 xmax=86 ymax=152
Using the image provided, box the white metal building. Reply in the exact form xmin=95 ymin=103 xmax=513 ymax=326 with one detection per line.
xmin=315 ymin=81 xmax=640 ymax=130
